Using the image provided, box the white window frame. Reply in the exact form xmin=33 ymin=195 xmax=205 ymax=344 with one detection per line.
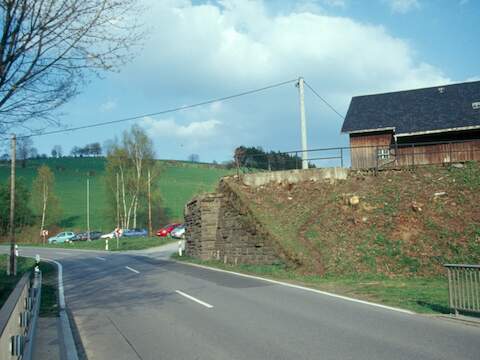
xmin=377 ymin=148 xmax=390 ymax=160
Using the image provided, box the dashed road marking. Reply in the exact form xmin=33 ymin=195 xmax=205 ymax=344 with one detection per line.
xmin=175 ymin=290 xmax=214 ymax=309
xmin=95 ymin=256 xmax=106 ymax=261
xmin=125 ymin=266 xmax=140 ymax=274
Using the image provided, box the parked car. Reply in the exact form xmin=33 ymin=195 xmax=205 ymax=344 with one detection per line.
xmin=123 ymin=228 xmax=148 ymax=237
xmin=71 ymin=231 xmax=103 ymax=241
xmin=101 ymin=230 xmax=120 ymax=239
xmin=48 ymin=232 xmax=76 ymax=244
xmin=156 ymin=223 xmax=181 ymax=237
xmin=170 ymin=224 xmax=186 ymax=239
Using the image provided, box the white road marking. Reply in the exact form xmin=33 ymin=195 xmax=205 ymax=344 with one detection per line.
xmin=179 ymin=262 xmax=414 ymax=315
xmin=95 ymin=256 xmax=106 ymax=261
xmin=44 ymin=258 xmax=79 ymax=360
xmin=125 ymin=266 xmax=140 ymax=274
xmin=175 ymin=290 xmax=214 ymax=309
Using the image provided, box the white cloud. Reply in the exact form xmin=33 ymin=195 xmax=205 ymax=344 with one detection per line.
xmin=100 ymin=100 xmax=117 ymax=112
xmin=384 ymin=0 xmax=421 ymax=14
xmin=142 ymin=117 xmax=221 ymax=139
xmin=118 ymin=0 xmax=449 ymax=160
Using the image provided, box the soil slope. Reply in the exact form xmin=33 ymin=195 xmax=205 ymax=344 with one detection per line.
xmin=225 ymin=163 xmax=480 ymax=276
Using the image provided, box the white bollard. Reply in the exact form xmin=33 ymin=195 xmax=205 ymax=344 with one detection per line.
xmin=178 ymin=240 xmax=183 ymax=256
xmin=15 ymin=244 xmax=19 ymax=257
xmin=105 ymin=239 xmax=109 ymax=251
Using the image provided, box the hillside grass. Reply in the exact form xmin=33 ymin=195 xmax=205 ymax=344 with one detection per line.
xmin=225 ymin=162 xmax=480 ymax=277
xmin=0 ymin=158 xmax=231 ymax=238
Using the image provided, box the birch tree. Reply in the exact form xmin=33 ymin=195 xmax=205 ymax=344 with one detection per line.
xmin=105 ymin=125 xmax=155 ymax=229
xmin=32 ymin=165 xmax=60 ymax=240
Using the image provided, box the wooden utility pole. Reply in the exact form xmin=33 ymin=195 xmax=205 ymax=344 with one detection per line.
xmin=86 ymin=177 xmax=90 ymax=241
xmin=147 ymin=169 xmax=152 ymax=237
xmin=116 ymin=172 xmax=120 ymax=228
xmin=9 ymin=134 xmax=16 ymax=276
xmin=297 ymin=77 xmax=309 ymax=169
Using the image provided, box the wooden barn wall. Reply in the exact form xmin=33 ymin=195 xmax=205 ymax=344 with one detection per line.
xmin=395 ymin=140 xmax=480 ymax=166
xmin=349 ymin=132 xmax=393 ymax=169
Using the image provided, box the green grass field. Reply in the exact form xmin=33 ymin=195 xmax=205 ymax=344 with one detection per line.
xmin=20 ymin=236 xmax=175 ymax=251
xmin=0 ymin=158 xmax=231 ymax=236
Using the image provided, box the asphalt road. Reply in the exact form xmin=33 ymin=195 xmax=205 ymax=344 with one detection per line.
xmin=2 ymin=245 xmax=479 ymax=360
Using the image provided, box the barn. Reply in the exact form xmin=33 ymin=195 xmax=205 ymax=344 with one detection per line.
xmin=341 ymin=80 xmax=480 ymax=170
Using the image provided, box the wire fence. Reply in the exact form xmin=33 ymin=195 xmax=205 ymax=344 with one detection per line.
xmin=235 ymin=138 xmax=480 ymax=173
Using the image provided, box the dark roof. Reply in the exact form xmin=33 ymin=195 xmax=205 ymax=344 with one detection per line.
xmin=341 ymin=80 xmax=480 ymax=135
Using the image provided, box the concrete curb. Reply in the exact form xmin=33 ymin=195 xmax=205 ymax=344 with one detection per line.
xmin=45 ymin=259 xmax=79 ymax=360
xmin=174 ymin=259 xmax=416 ymax=315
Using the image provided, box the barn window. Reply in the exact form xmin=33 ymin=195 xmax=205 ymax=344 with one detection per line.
xmin=377 ymin=148 xmax=390 ymax=160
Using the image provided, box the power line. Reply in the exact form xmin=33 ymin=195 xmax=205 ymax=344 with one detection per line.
xmin=12 ymin=78 xmax=298 ymax=140
xmin=303 ymin=80 xmax=345 ymax=120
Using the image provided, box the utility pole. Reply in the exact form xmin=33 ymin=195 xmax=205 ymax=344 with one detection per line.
xmin=297 ymin=77 xmax=308 ymax=169
xmin=9 ymin=134 xmax=16 ymax=276
xmin=86 ymin=177 xmax=90 ymax=241
xmin=116 ymin=173 xmax=120 ymax=228
xmin=147 ymin=169 xmax=152 ymax=237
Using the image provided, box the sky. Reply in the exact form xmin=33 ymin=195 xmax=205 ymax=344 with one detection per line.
xmin=20 ymin=0 xmax=480 ymax=164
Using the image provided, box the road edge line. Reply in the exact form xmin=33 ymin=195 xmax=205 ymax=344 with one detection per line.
xmin=175 ymin=260 xmax=415 ymax=315
xmin=44 ymin=259 xmax=80 ymax=360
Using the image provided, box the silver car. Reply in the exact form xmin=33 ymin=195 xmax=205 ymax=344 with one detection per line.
xmin=170 ymin=225 xmax=186 ymax=239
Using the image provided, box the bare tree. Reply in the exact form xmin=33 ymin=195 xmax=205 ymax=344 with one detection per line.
xmin=106 ymin=125 xmax=155 ymax=229
xmin=188 ymin=153 xmax=199 ymax=163
xmin=51 ymin=144 xmax=62 ymax=158
xmin=32 ymin=165 xmax=61 ymax=243
xmin=0 ymin=0 xmax=143 ymax=134
xmin=16 ymin=136 xmax=33 ymax=167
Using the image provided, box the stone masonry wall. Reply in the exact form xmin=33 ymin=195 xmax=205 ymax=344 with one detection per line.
xmin=184 ymin=183 xmax=279 ymax=264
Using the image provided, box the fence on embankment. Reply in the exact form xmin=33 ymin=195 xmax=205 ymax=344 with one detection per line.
xmin=444 ymin=264 xmax=480 ymax=316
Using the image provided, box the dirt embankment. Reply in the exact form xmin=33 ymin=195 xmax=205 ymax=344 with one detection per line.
xmin=225 ymin=163 xmax=480 ymax=277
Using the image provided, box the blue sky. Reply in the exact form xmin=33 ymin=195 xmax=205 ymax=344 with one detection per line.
xmin=22 ymin=0 xmax=480 ymax=164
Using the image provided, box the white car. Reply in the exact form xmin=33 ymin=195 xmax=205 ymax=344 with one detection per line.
xmin=171 ymin=225 xmax=186 ymax=239
xmin=100 ymin=230 xmax=121 ymax=239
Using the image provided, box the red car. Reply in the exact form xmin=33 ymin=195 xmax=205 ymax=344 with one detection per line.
xmin=156 ymin=223 xmax=181 ymax=237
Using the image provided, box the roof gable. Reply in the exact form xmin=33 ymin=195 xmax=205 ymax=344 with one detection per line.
xmin=341 ymin=81 xmax=480 ymax=135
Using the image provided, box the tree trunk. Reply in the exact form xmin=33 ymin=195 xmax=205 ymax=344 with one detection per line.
xmin=41 ymin=182 xmax=48 ymax=244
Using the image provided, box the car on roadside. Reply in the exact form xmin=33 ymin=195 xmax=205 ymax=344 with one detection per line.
xmin=156 ymin=223 xmax=181 ymax=237
xmin=170 ymin=224 xmax=186 ymax=239
xmin=71 ymin=231 xmax=103 ymax=241
xmin=101 ymin=230 xmax=120 ymax=239
xmin=123 ymin=228 xmax=148 ymax=237
xmin=48 ymin=231 xmax=76 ymax=244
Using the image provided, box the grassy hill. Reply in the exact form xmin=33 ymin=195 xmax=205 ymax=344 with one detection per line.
xmin=224 ymin=162 xmax=480 ymax=277
xmin=0 ymin=157 xmax=231 ymax=236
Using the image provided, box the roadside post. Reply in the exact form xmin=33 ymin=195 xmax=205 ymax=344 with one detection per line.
xmin=105 ymin=239 xmax=109 ymax=251
xmin=15 ymin=244 xmax=19 ymax=257
xmin=114 ymin=227 xmax=121 ymax=250
xmin=35 ymin=254 xmax=41 ymax=275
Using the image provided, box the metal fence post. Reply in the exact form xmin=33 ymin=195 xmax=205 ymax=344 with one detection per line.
xmin=411 ymin=144 xmax=415 ymax=169
xmin=340 ymin=148 xmax=344 ymax=168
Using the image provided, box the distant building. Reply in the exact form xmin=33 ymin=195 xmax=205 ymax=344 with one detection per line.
xmin=341 ymin=81 xmax=480 ymax=169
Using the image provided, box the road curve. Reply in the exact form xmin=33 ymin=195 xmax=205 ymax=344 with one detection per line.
xmin=2 ymin=245 xmax=479 ymax=360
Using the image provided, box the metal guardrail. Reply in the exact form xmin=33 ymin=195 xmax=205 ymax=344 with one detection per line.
xmin=444 ymin=264 xmax=480 ymax=315
xmin=0 ymin=270 xmax=42 ymax=360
